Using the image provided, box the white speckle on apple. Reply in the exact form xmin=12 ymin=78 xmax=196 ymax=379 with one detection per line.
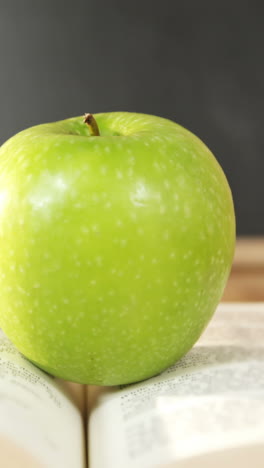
xmin=91 ymin=193 xmax=100 ymax=203
xmin=21 ymin=160 xmax=30 ymax=170
xmin=153 ymin=136 xmax=163 ymax=143
xmin=116 ymin=170 xmax=123 ymax=179
xmin=159 ymin=205 xmax=166 ymax=215
xmin=183 ymin=251 xmax=192 ymax=259
xmin=81 ymin=226 xmax=90 ymax=234
xmin=155 ymin=192 xmax=162 ymax=201
xmin=34 ymin=153 xmax=44 ymax=162
xmin=128 ymin=155 xmax=135 ymax=163
xmin=162 ymin=230 xmax=170 ymax=241
xmin=74 ymin=202 xmax=83 ymax=209
xmin=104 ymin=201 xmax=112 ymax=209
xmin=130 ymin=212 xmax=138 ymax=221
xmin=195 ymin=272 xmax=204 ymax=281
xmin=164 ymin=179 xmax=171 ymax=189
xmin=207 ymin=224 xmax=214 ymax=234
xmin=95 ymin=256 xmax=103 ymax=266
xmin=93 ymin=144 xmax=100 ymax=152
xmin=127 ymin=167 xmax=134 ymax=177
xmin=100 ymin=166 xmax=108 ymax=175
xmin=184 ymin=204 xmax=192 ymax=218
xmin=130 ymin=181 xmax=149 ymax=207
xmin=153 ymin=161 xmax=161 ymax=171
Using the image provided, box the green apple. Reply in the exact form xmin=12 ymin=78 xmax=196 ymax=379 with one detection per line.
xmin=0 ymin=112 xmax=235 ymax=385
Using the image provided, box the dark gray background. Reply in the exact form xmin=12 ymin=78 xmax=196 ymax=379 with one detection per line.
xmin=0 ymin=1 xmax=263 ymax=235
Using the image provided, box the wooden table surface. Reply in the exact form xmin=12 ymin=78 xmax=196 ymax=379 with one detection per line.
xmin=222 ymin=237 xmax=264 ymax=302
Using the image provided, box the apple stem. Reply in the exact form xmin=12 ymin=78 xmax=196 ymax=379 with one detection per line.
xmin=84 ymin=113 xmax=100 ymax=136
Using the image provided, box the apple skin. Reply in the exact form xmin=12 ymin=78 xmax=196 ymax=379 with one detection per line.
xmin=0 ymin=112 xmax=235 ymax=385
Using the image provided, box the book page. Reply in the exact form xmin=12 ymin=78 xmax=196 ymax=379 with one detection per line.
xmin=0 ymin=331 xmax=86 ymax=468
xmin=88 ymin=303 xmax=264 ymax=468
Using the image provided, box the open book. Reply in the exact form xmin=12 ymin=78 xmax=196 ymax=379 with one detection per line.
xmin=1 ymin=302 xmax=264 ymax=468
